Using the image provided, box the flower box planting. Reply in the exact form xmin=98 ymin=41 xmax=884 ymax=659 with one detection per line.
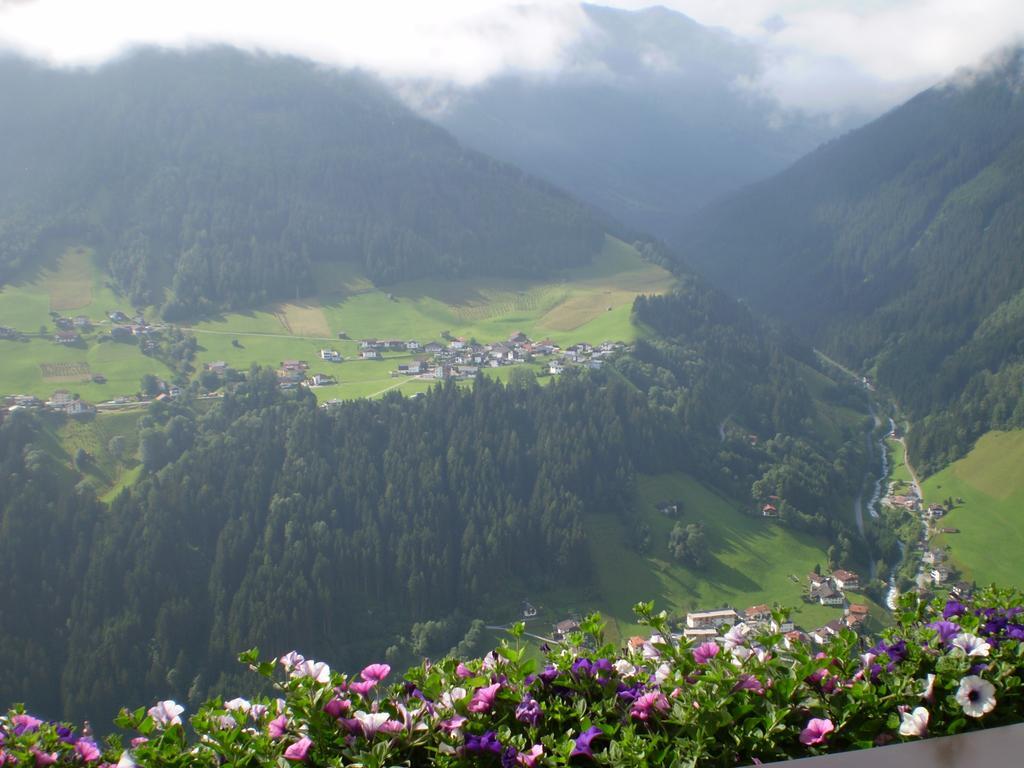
xmin=4 ymin=588 xmax=1024 ymax=766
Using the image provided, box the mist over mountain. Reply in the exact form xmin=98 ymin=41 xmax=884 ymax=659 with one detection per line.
xmin=426 ymin=3 xmax=857 ymax=238
xmin=0 ymin=47 xmax=605 ymax=317
xmin=676 ymin=47 xmax=1024 ymax=472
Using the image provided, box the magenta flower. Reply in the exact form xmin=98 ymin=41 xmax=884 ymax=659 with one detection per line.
xmin=732 ymin=674 xmax=765 ymax=695
xmin=75 ymin=740 xmax=101 ymax=762
xmin=268 ymin=715 xmax=289 ymax=740
xmin=438 ymin=715 xmax=467 ymax=735
xmin=517 ymin=744 xmax=544 ymax=767
xmin=360 ymin=663 xmax=391 ymax=683
xmin=323 ymin=698 xmax=350 ymax=718
xmin=283 ymin=737 xmax=312 ymax=762
xmin=468 ymin=682 xmax=501 ymax=713
xmin=31 ymin=748 xmax=58 ymax=766
xmin=12 ymin=714 xmax=42 ymax=735
xmin=799 ymin=718 xmax=834 ymax=746
xmin=630 ymin=691 xmax=669 ymax=721
xmin=348 ymin=681 xmax=376 ymax=697
xmin=692 ymin=642 xmax=720 ymax=664
xmin=456 ymin=663 xmax=473 ymax=679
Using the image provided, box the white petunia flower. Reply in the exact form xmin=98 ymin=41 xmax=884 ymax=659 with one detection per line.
xmin=613 ymin=659 xmax=636 ymax=677
xmin=898 ymin=706 xmax=929 ymax=737
xmin=951 ymin=633 xmax=991 ymax=658
xmin=955 ymin=675 xmax=997 ymax=718
xmin=147 ymin=700 xmax=184 ymax=728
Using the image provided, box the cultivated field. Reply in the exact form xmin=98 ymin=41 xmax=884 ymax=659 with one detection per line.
xmin=923 ymin=430 xmax=1024 ymax=589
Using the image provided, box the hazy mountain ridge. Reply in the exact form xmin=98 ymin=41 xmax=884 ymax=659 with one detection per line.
xmin=0 ymin=48 xmax=606 ymax=317
xmin=428 ymin=3 xmax=852 ymax=238
xmin=675 ymin=48 xmax=1024 ymax=472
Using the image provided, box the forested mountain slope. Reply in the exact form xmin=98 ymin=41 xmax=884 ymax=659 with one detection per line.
xmin=676 ymin=48 xmax=1024 ymax=473
xmin=2 ymin=275 xmax=872 ymax=723
xmin=0 ymin=48 xmax=605 ymax=317
xmin=431 ymin=3 xmax=847 ymax=239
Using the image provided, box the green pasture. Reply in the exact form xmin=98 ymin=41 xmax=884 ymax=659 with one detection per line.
xmin=535 ymin=472 xmax=878 ymax=647
xmin=886 ymin=438 xmax=915 ymax=489
xmin=923 ymin=430 xmax=1024 ymax=589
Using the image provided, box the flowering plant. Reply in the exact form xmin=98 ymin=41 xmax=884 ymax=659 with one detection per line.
xmin=4 ymin=587 xmax=1024 ymax=766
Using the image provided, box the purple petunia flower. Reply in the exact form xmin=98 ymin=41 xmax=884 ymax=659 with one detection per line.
xmin=570 ymin=726 xmax=604 ymax=759
xmin=799 ymin=718 xmax=834 ymax=746
xmin=538 ymin=665 xmax=559 ymax=685
xmin=692 ymin=642 xmax=720 ymax=664
xmin=501 ymin=746 xmax=519 ymax=768
xmin=926 ymin=620 xmax=960 ymax=644
xmin=324 ymin=698 xmax=350 ymax=718
xmin=464 ymin=731 xmax=503 ymax=755
xmin=943 ymin=601 xmax=967 ymax=619
xmin=515 ymin=696 xmax=542 ymax=727
xmin=348 ymin=681 xmax=376 ymax=697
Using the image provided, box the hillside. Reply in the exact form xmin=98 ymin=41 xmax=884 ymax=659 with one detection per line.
xmin=0 ymin=48 xmax=606 ymax=318
xmin=1 ymin=274 xmax=875 ymax=722
xmin=431 ymin=3 xmax=848 ymax=238
xmin=676 ymin=48 xmax=1024 ymax=472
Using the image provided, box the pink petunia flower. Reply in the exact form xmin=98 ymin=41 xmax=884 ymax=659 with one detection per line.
xmin=692 ymin=642 xmax=720 ymax=664
xmin=468 ymin=682 xmax=501 ymax=713
xmin=799 ymin=718 xmax=834 ymax=746
xmin=283 ymin=737 xmax=312 ymax=762
xmin=75 ymin=740 xmax=102 ymax=762
xmin=268 ymin=715 xmax=289 ymax=740
xmin=360 ymin=664 xmax=391 ymax=683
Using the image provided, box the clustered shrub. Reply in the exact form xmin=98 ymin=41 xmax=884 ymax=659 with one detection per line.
xmin=3 ymin=588 xmax=1024 ymax=767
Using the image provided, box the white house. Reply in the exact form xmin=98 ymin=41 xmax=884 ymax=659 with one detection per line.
xmin=686 ymin=609 xmax=738 ymax=629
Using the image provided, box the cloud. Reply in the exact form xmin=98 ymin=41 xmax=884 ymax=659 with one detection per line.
xmin=1 ymin=0 xmax=1023 ymax=115
xmin=0 ymin=0 xmax=589 ymax=85
xmin=603 ymin=0 xmax=1024 ymax=115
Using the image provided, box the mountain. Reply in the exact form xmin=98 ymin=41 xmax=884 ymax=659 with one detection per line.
xmin=427 ymin=3 xmax=852 ymax=238
xmin=0 ymin=48 xmax=606 ymax=317
xmin=675 ymin=48 xmax=1024 ymax=473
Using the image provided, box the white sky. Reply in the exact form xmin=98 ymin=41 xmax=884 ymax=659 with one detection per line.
xmin=0 ymin=0 xmax=1022 ymax=115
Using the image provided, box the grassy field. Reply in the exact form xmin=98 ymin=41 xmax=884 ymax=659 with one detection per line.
xmin=886 ymin=438 xmax=915 ymax=490
xmin=1 ymin=236 xmax=671 ymax=404
xmin=528 ymin=473 xmax=886 ymax=647
xmin=923 ymin=430 xmax=1024 ymax=589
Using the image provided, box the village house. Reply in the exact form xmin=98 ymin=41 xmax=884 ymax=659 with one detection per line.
xmin=552 ymin=619 xmax=580 ymax=641
xmin=206 ymin=361 xmax=229 ymax=375
xmin=686 ymin=609 xmax=738 ymax=630
xmin=72 ymin=315 xmax=91 ymax=329
xmin=0 ymin=325 xmax=16 ymax=338
xmin=319 ymin=349 xmax=342 ymax=362
xmin=359 ymin=339 xmax=379 ymax=350
xmin=54 ymin=330 xmax=80 ymax=345
xmin=48 ymin=390 xmax=74 ymax=407
xmin=845 ymin=604 xmax=870 ymax=630
xmin=406 ymin=340 xmax=422 ymax=351
xmin=744 ymin=604 xmax=773 ymax=623
xmin=812 ymin=581 xmax=846 ymax=607
xmin=424 ymin=342 xmax=443 ymax=354
xmin=926 ymin=504 xmax=946 ymax=519
xmin=810 ymin=620 xmax=846 ymax=645
xmin=831 ymin=569 xmax=860 ymax=591
xmin=682 ymin=626 xmax=719 ymax=641
xmin=761 ymin=503 xmax=779 ymax=518
xmin=549 ymin=361 xmax=565 ymax=375
xmin=281 ymin=360 xmax=308 ymax=372
xmin=930 ymin=566 xmax=952 ymax=585
xmin=307 ymin=374 xmax=334 ymax=387
xmin=807 ymin=572 xmax=828 ymax=589
xmin=360 ymin=349 xmax=381 ymax=360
